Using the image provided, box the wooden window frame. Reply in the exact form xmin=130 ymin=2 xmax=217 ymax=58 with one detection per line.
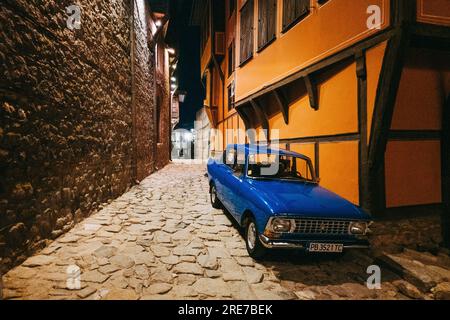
xmin=228 ymin=41 xmax=235 ymax=77
xmin=282 ymin=0 xmax=311 ymax=33
xmin=257 ymin=0 xmax=277 ymax=52
xmin=239 ymin=0 xmax=254 ymax=66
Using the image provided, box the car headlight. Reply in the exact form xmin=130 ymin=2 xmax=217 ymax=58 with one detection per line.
xmin=349 ymin=221 xmax=368 ymax=235
xmin=271 ymin=218 xmax=294 ymax=233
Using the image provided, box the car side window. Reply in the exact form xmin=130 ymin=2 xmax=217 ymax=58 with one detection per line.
xmin=233 ymin=152 xmax=245 ymax=176
xmin=224 ymin=149 xmax=235 ymax=169
xmin=224 ymin=148 xmax=244 ymax=177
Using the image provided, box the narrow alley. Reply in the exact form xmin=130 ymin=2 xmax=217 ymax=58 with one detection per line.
xmin=2 ymin=163 xmax=447 ymax=300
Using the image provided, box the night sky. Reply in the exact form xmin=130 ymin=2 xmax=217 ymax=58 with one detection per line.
xmin=167 ymin=0 xmax=203 ymax=129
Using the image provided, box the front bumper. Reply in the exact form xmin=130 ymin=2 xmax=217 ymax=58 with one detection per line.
xmin=259 ymin=234 xmax=370 ymax=250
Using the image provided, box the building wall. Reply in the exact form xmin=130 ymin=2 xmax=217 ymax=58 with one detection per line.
xmin=198 ymin=0 xmax=449 ymax=214
xmin=134 ymin=0 xmax=156 ymax=180
xmin=384 ymin=48 xmax=449 ymax=208
xmin=234 ymin=0 xmax=390 ymax=101
xmin=0 ymin=0 xmax=169 ymax=272
xmin=155 ymin=47 xmax=171 ymax=170
xmin=194 ymin=108 xmax=212 ymax=160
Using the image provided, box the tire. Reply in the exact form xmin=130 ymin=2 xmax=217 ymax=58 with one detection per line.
xmin=245 ymin=217 xmax=267 ymax=259
xmin=210 ymin=184 xmax=222 ymax=209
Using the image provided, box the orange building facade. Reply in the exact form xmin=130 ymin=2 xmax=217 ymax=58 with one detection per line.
xmin=190 ymin=0 xmax=450 ymax=242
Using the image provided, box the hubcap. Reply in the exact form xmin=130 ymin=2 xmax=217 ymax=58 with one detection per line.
xmin=247 ymin=222 xmax=257 ymax=250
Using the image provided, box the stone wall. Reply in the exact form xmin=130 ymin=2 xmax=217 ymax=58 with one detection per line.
xmin=0 ymin=0 xmax=169 ymax=273
xmin=133 ymin=0 xmax=156 ymax=181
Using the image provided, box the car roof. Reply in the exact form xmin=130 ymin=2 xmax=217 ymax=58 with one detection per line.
xmin=226 ymin=144 xmax=311 ymax=161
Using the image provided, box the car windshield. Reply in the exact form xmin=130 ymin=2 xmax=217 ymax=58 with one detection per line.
xmin=247 ymin=153 xmax=315 ymax=182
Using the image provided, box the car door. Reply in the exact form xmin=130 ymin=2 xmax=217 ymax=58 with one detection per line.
xmin=221 ymin=147 xmax=248 ymax=220
xmin=213 ymin=151 xmax=231 ymax=205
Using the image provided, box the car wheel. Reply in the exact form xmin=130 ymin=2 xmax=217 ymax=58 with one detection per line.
xmin=245 ymin=217 xmax=267 ymax=259
xmin=210 ymin=184 xmax=222 ymax=209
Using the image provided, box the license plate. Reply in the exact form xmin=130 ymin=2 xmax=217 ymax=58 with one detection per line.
xmin=308 ymin=243 xmax=343 ymax=253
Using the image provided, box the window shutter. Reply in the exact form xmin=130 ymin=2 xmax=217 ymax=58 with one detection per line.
xmin=258 ymin=0 xmax=268 ymax=49
xmin=267 ymin=0 xmax=277 ymax=41
xmin=258 ymin=0 xmax=276 ymax=51
xmin=240 ymin=0 xmax=254 ymax=64
xmin=296 ymin=0 xmax=310 ymax=18
xmin=283 ymin=0 xmax=310 ymax=31
xmin=283 ymin=0 xmax=296 ymax=30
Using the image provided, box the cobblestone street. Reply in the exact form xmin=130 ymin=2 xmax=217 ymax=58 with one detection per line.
xmin=2 ymin=164 xmax=449 ymax=300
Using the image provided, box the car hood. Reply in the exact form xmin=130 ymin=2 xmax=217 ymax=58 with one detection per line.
xmin=246 ymin=179 xmax=370 ymax=220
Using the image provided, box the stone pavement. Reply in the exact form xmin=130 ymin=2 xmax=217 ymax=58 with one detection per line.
xmin=1 ymin=164 xmax=449 ymax=300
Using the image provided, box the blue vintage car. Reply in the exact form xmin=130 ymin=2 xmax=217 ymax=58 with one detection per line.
xmin=207 ymin=144 xmax=372 ymax=259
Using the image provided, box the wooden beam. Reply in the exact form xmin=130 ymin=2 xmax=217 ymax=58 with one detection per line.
xmin=273 ymin=89 xmax=289 ymax=124
xmin=368 ymin=31 xmax=410 ymax=172
xmin=278 ymin=132 xmax=360 ymax=144
xmin=388 ymin=130 xmax=442 ymax=141
xmin=367 ymin=2 xmax=412 ymax=213
xmin=304 ymin=75 xmax=319 ymax=110
xmin=235 ymin=106 xmax=251 ymax=130
xmin=441 ymin=95 xmax=450 ymax=248
xmin=250 ymin=99 xmax=270 ymax=141
xmin=356 ymin=50 xmax=370 ymax=211
xmin=235 ymin=106 xmax=256 ymax=143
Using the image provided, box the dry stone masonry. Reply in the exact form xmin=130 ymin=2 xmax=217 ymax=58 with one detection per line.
xmin=0 ymin=0 xmax=170 ymax=273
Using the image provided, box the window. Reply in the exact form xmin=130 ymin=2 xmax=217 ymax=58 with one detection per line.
xmin=247 ymin=154 xmax=315 ymax=182
xmin=228 ymin=81 xmax=235 ymax=110
xmin=228 ymin=41 xmax=235 ymax=76
xmin=282 ymin=0 xmax=310 ymax=32
xmin=257 ymin=0 xmax=277 ymax=51
xmin=224 ymin=148 xmax=245 ymax=176
xmin=317 ymin=0 xmax=328 ymax=5
xmin=240 ymin=0 xmax=254 ymax=65
xmin=229 ymin=0 xmax=236 ymax=18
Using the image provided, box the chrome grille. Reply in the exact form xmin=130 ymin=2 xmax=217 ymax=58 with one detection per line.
xmin=294 ymin=219 xmax=350 ymax=235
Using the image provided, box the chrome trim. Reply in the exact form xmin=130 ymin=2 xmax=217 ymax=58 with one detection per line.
xmin=259 ymin=235 xmax=369 ymax=250
xmin=294 ymin=218 xmax=351 ymax=235
xmin=259 ymin=235 xmax=304 ymax=249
